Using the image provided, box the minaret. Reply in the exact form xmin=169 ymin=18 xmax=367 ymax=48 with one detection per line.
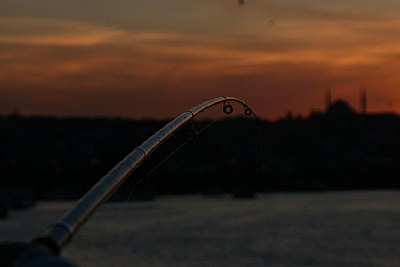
xmin=360 ymin=86 xmax=367 ymax=114
xmin=326 ymin=88 xmax=332 ymax=110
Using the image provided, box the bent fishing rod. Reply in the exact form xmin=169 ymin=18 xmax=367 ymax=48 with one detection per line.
xmin=33 ymin=96 xmax=258 ymax=254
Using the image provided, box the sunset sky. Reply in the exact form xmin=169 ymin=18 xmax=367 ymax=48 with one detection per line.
xmin=2 ymin=0 xmax=400 ymax=119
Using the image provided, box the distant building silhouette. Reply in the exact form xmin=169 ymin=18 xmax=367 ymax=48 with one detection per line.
xmin=324 ymin=87 xmax=368 ymax=115
xmin=325 ymin=99 xmax=356 ymax=121
xmin=326 ymin=100 xmax=355 ymax=114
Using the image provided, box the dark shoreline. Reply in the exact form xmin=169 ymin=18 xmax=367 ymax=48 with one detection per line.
xmin=2 ymin=103 xmax=400 ymax=202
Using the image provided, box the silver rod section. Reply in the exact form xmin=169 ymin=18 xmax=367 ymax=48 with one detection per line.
xmin=34 ymin=96 xmax=254 ymax=253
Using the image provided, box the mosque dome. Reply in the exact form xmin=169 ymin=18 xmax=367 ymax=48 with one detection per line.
xmin=326 ymin=100 xmax=356 ymax=117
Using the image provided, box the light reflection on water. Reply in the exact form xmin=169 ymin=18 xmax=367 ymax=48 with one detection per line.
xmin=2 ymin=191 xmax=400 ymax=267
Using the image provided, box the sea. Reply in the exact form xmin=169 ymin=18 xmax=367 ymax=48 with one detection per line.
xmin=1 ymin=191 xmax=400 ymax=267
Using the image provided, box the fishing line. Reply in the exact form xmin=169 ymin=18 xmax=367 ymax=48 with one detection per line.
xmin=146 ymin=141 xmax=188 ymax=178
xmin=133 ymin=116 xmax=262 ymax=194
xmin=134 ymin=103 xmax=263 ymax=191
xmin=133 ymin=115 xmax=225 ymax=187
xmin=197 ymin=116 xmax=223 ymax=135
xmin=111 ymin=114 xmax=227 ymax=254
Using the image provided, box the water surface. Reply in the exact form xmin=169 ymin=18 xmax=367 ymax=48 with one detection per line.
xmin=1 ymin=191 xmax=400 ymax=267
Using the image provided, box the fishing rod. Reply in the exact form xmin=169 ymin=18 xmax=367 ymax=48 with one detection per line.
xmin=32 ymin=96 xmax=258 ymax=255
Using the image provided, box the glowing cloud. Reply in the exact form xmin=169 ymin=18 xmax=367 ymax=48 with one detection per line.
xmin=2 ymin=0 xmax=400 ymax=118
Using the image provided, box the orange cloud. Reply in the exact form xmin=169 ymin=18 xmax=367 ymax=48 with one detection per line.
xmin=0 ymin=17 xmax=126 ymax=46
xmin=2 ymin=14 xmax=400 ymax=119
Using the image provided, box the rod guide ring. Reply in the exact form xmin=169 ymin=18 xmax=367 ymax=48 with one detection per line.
xmin=223 ymin=101 xmax=233 ymax=114
xmin=244 ymin=107 xmax=253 ymax=116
